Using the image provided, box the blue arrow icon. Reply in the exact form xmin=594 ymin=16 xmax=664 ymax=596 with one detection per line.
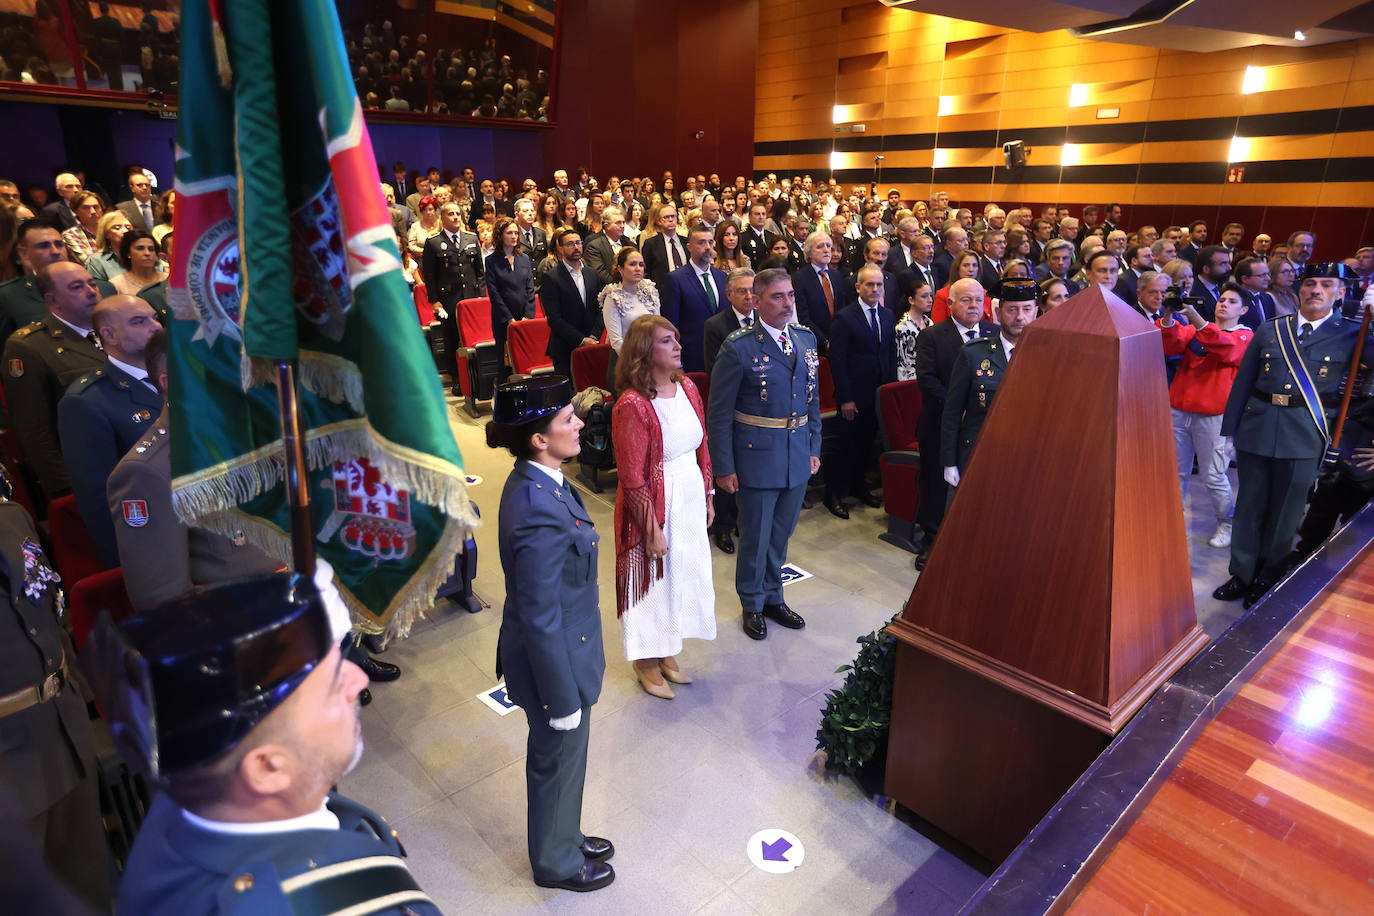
xmin=761 ymin=837 xmax=792 ymax=862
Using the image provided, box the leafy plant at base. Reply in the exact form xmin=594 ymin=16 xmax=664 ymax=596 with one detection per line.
xmin=816 ymin=612 xmax=899 ymax=779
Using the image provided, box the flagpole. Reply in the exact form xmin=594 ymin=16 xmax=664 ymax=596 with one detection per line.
xmin=276 ymin=359 xmax=316 ymax=577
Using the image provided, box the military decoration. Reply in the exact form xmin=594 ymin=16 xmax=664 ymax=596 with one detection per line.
xmin=132 ymin=409 xmax=153 ymax=423
xmin=319 ymin=458 xmax=417 ymax=562
xmin=7 ymin=358 xmax=21 ymax=378
xmin=21 ymin=537 xmax=59 ymax=602
xmin=981 ymin=359 xmax=991 ymax=371
xmin=122 ymin=500 xmax=149 ymax=527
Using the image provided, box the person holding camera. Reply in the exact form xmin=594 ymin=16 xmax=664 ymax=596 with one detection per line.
xmin=1158 ymin=279 xmax=1254 ymax=549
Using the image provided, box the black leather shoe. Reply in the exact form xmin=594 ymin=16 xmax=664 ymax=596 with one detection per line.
xmin=712 ymin=530 xmax=736 ymax=554
xmin=913 ymin=549 xmax=930 ymax=572
xmin=1212 ymin=575 xmax=1249 ymax=602
xmin=535 ymin=859 xmax=615 ymax=892
xmin=360 ymin=656 xmax=401 ymax=682
xmin=763 ymin=602 xmax=805 ymax=629
xmin=858 ymin=491 xmax=883 ymax=508
xmin=580 ymin=836 xmax=614 ymax=863
xmin=362 ymin=633 xmax=387 ymax=654
xmin=823 ymin=494 xmax=849 ymax=519
xmin=1243 ymin=574 xmax=1278 ymax=609
xmin=359 ymin=688 xmax=372 ymax=707
xmin=743 ymin=612 xmax=767 ymax=640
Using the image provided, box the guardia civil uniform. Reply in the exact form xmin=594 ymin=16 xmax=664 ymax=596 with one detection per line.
xmin=0 ymin=274 xmax=116 ymax=345
xmin=2 ymin=313 xmax=106 ymax=499
xmin=57 ymin=361 xmax=163 ymax=569
xmin=706 ymin=320 xmax=823 ymax=619
xmin=1221 ymin=288 xmax=1374 ymax=591
xmin=940 ymin=334 xmax=1010 ymax=472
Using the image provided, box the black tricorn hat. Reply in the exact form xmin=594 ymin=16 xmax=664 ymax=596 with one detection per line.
xmin=489 ymin=375 xmax=572 ymax=429
xmin=999 ymin=277 xmax=1037 ymax=302
xmin=84 ymin=573 xmax=334 ymax=777
xmin=1302 ymin=261 xmax=1355 ymax=281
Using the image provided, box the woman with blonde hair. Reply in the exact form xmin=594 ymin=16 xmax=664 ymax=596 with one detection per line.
xmin=152 ymin=190 xmax=175 ymax=244
xmin=611 ymin=315 xmax=715 ymax=699
xmin=1268 ymin=256 xmax=1299 ymax=316
xmin=86 ymin=210 xmax=133 ymax=282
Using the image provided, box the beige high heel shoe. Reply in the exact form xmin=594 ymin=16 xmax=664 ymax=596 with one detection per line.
xmin=659 ymin=656 xmax=692 ymax=685
xmin=633 ymin=660 xmax=674 ymax=699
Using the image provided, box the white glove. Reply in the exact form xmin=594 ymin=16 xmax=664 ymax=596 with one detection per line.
xmin=312 ymin=558 xmax=354 ymax=644
xmin=549 ymin=708 xmax=582 ymax=731
xmin=434 ymin=306 xmax=448 ymax=320
xmin=943 ymin=466 xmax=960 ymax=487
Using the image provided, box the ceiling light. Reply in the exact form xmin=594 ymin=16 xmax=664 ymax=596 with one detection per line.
xmin=1069 ymin=83 xmax=1088 ymax=107
xmin=1241 ymin=66 xmax=1265 ymax=95
xmin=937 ymin=96 xmax=952 ymax=117
xmin=1294 ymin=30 xmax=1307 ymax=41
xmin=1228 ymin=136 xmax=1250 ymax=162
xmin=829 ymin=151 xmax=844 ymax=171
xmin=1061 ymin=144 xmax=1080 ymax=166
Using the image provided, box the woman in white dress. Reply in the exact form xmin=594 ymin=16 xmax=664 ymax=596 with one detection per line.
xmin=611 ymin=315 xmax=716 ymax=699
xmin=599 ymin=247 xmax=660 ymax=393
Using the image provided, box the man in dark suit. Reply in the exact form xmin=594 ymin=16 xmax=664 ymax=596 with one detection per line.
xmin=702 ymin=268 xmax=757 ymax=554
xmin=514 ymin=198 xmax=548 ymax=265
xmin=469 ymin=178 xmax=511 ymax=227
xmin=390 ymin=161 xmax=410 ymax=202
xmin=1189 ymin=245 xmax=1232 ymax=321
xmin=824 ymin=264 xmax=897 ymax=518
xmin=1234 ymin=256 xmax=1276 ymax=330
xmin=1118 ymin=243 xmax=1155 ymax=307
xmin=639 ymin=203 xmax=688 ymax=292
xmin=887 ymin=217 xmax=922 ymax=282
xmin=661 ymin=224 xmax=727 ymax=374
xmin=420 ymin=203 xmax=483 ymax=392
xmin=783 ymin=215 xmax=809 ymax=273
xmin=583 ymin=205 xmax=635 ymax=286
xmin=894 ymin=231 xmax=938 ymax=296
xmin=40 ymin=173 xmax=81 ymax=231
xmin=913 ymin=278 xmax=995 ymax=568
xmin=57 ymin=295 xmax=162 ymax=569
xmin=1179 ymin=220 xmax=1208 ymax=264
xmin=847 ymin=203 xmax=888 ymax=274
xmin=932 ymin=226 xmax=968 ymax=290
xmin=541 ymin=227 xmax=604 ymax=379
xmin=978 ymin=230 xmax=1005 ymax=297
xmin=739 ymin=201 xmax=778 ymax=267
xmin=793 ymin=231 xmax=854 ymax=349
xmin=117 ymin=170 xmax=158 ymax=232
xmin=1028 ymin=218 xmax=1054 ymax=266
xmin=1035 ymin=239 xmax=1081 ymax=296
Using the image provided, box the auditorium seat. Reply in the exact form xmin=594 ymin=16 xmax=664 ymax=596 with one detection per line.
xmin=571 ymin=343 xmax=612 ymax=396
xmin=70 ymin=567 xmax=135 ymax=651
xmin=507 ymin=318 xmax=554 ymax=378
xmin=48 ymin=493 xmax=104 ymax=586
xmin=876 ymin=380 xmax=923 ymax=553
xmin=455 ymin=297 xmax=497 ymax=418
xmin=686 ymin=371 xmax=709 ymax=402
xmin=817 ymin=357 xmax=837 ymax=420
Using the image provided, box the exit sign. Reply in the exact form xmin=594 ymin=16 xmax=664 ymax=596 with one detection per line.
xmin=1226 ymin=166 xmax=1245 ymax=183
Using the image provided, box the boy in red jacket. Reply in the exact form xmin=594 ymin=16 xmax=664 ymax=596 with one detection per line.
xmin=1158 ymin=280 xmax=1253 ymax=548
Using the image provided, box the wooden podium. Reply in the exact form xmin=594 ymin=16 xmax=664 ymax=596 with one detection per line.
xmin=885 ymin=284 xmax=1209 ymax=862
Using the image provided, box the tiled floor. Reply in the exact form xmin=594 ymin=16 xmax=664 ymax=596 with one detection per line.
xmin=339 ymin=400 xmax=1240 ymax=915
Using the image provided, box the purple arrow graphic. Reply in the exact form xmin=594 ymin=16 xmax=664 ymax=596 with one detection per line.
xmin=761 ymin=837 xmax=792 ymax=862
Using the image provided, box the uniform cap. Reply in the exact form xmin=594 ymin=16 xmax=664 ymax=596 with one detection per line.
xmin=999 ymin=278 xmax=1037 ymax=302
xmin=1302 ymin=262 xmax=1354 ymax=280
xmin=490 ymin=375 xmax=572 ymax=428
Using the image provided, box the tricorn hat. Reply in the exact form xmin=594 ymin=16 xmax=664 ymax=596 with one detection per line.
xmin=490 ymin=375 xmax=573 ymax=429
xmin=999 ymin=277 xmax=1037 ymax=302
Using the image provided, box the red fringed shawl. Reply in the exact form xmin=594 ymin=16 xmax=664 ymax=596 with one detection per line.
xmin=611 ymin=378 xmax=713 ymax=617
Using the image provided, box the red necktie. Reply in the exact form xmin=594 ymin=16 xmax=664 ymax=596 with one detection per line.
xmin=821 ymin=271 xmax=835 ymax=315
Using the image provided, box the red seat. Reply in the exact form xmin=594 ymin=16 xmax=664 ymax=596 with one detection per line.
xmin=817 ymin=356 xmax=837 ymax=419
xmin=456 ymin=297 xmax=497 ymax=417
xmin=571 ymin=343 xmax=613 ymax=394
xmin=412 ymin=283 xmax=436 ymax=325
xmin=507 ymin=318 xmax=554 ymax=378
xmin=48 ymin=494 xmax=103 ymax=586
xmin=876 ymin=379 xmax=923 ymax=553
xmin=686 ymin=371 xmax=709 ymax=403
xmin=70 ymin=567 xmax=135 ymax=651
xmin=534 ymin=294 xmax=545 ymax=319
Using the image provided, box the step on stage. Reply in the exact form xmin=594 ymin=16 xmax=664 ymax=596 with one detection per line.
xmin=962 ymin=502 xmax=1374 ymax=914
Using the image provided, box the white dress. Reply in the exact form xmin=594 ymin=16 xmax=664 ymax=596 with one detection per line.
xmin=622 ymin=384 xmax=717 ymax=659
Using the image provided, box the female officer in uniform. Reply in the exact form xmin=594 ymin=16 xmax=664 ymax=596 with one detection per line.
xmin=487 ymin=376 xmax=615 ymax=893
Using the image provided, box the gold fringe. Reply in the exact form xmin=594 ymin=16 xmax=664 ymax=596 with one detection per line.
xmin=211 ymin=19 xmax=232 ymax=89
xmin=244 ymin=352 xmax=366 ymax=414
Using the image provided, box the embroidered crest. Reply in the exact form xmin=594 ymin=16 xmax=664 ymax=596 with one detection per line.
xmin=290 ymin=182 xmax=352 ymax=342
xmin=122 ymin=500 xmax=149 ymax=527
xmin=7 ymin=359 xmax=21 ymax=377
xmin=21 ymin=538 xmax=59 ymax=602
xmin=319 ymin=458 xmax=416 ymax=562
xmin=132 ymin=409 xmax=152 ymax=423
xmin=177 ymin=217 xmax=243 ymax=346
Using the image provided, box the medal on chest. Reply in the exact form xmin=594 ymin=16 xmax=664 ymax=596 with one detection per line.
xmin=21 ymin=537 xmax=60 ymax=603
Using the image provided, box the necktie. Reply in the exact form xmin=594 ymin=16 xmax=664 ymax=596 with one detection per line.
xmin=741 ymin=313 xmax=753 ymax=329
xmin=965 ymin=329 xmax=977 ymax=342
xmin=821 ymin=270 xmax=835 ymax=315
xmin=524 ymin=229 xmax=533 ymax=250
xmin=701 ymin=273 xmax=718 ymax=312
xmin=1300 ymin=322 xmax=1313 ymax=339
xmin=140 ymin=202 xmax=153 ymax=231
xmin=669 ymin=238 xmax=683 ymax=270
xmin=868 ymin=306 xmax=880 ymax=342
xmin=778 ymin=330 xmax=793 ymax=357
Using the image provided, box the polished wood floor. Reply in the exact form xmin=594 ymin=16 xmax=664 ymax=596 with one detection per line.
xmin=1066 ymin=549 xmax=1374 ymax=915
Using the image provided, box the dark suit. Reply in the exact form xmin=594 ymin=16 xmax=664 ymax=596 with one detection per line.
xmin=640 ymin=232 xmax=689 ymax=297
xmin=977 ymin=256 xmax=1002 ymax=298
xmin=900 ymin=260 xmax=939 ymax=298
xmin=497 ymin=461 xmax=604 ymax=883
xmin=738 ymin=225 xmax=777 ymax=267
xmin=56 ymin=362 xmax=162 ymax=569
xmin=518 ymin=224 xmax=549 ymax=265
xmin=484 ymin=251 xmax=536 ymax=378
xmin=420 ymin=230 xmax=483 ymax=370
xmin=469 ymin=197 xmax=512 ymax=227
xmin=541 ymin=262 xmax=604 ymax=378
xmin=915 ymin=317 xmax=995 ymax=540
xmin=118 ymin=197 xmax=158 ymax=232
xmin=792 ymin=262 xmax=853 ymax=347
xmin=1241 ymin=290 xmax=1276 ymax=330
xmin=1118 ymin=268 xmax=1141 ymax=306
xmin=582 ymin=231 xmax=635 ymax=287
xmin=1190 ymin=278 xmax=1221 ymax=322
xmin=661 ymin=262 xmax=727 ymax=373
xmin=1179 ymin=241 xmax=1203 ymax=264
xmin=932 ymin=248 xmax=956 ymax=290
xmin=40 ymin=200 xmax=77 ymax=231
xmin=827 ymin=300 xmax=898 ymax=500
xmin=1034 ymin=263 xmax=1082 ymax=296
xmin=784 ymin=237 xmax=807 ymax=273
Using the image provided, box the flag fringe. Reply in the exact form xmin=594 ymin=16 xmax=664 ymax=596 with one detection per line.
xmin=242 ymin=352 xmax=368 ymax=415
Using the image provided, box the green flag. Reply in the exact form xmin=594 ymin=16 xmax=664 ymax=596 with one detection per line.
xmin=168 ymin=0 xmax=477 ymax=638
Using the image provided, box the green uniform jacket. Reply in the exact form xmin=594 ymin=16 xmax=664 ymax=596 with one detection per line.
xmin=940 ymin=334 xmax=1008 ymax=470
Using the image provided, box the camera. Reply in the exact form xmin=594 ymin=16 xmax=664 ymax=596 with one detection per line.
xmin=1162 ymin=283 xmax=1205 ymax=312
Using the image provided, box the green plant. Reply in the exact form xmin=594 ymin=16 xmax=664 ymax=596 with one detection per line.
xmin=815 ymin=613 xmax=899 ymax=779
